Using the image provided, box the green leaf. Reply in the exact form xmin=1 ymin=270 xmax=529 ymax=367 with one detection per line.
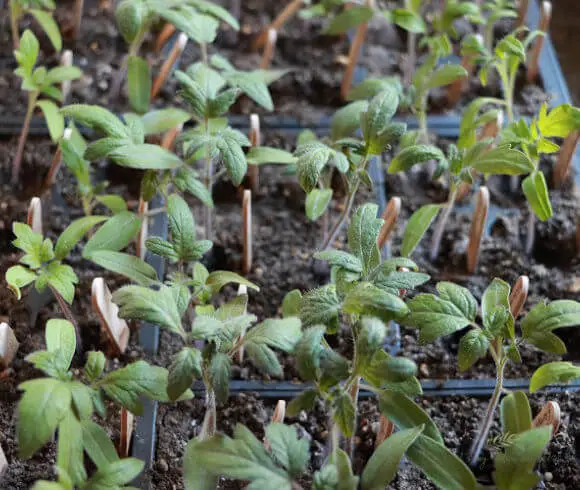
xmin=348 ymin=203 xmax=382 ymax=275
xmin=266 ymin=423 xmax=309 ymax=478
xmin=83 ymin=211 xmax=140 ymax=257
xmin=6 ymin=265 xmax=37 ymax=299
xmin=389 ymin=145 xmax=445 ymax=173
xmin=305 ymin=189 xmax=333 ymax=221
xmin=46 ymin=66 xmax=83 ymax=85
xmin=192 ymin=426 xmax=292 ymax=488
xmin=61 ymin=104 xmax=129 ymax=139
xmin=522 ymin=300 xmax=580 ymax=354
xmin=95 ymin=195 xmax=128 ymax=214
xmin=361 ymin=88 xmax=399 ymax=155
xmin=287 ymin=389 xmax=318 ymax=417
xmin=378 ymin=390 xmax=442 ymax=443
xmin=216 ymin=129 xmax=249 ymax=185
xmin=168 ymin=348 xmax=202 ymax=401
xmin=333 ymin=391 xmax=356 ymax=438
xmin=522 ymin=171 xmax=553 ymax=221
xmin=43 ymin=261 xmax=78 ymax=304
xmin=172 ymin=168 xmax=211 ymax=208
xmin=314 ymin=250 xmax=363 ymax=273
xmin=145 ymin=237 xmax=179 ymax=262
xmin=16 ymin=30 xmax=39 ymax=77
xmin=108 ymin=143 xmax=183 ymax=169
xmin=401 ymin=204 xmax=440 ymax=257
xmin=84 ymin=457 xmax=145 ymax=489
xmin=246 ymin=146 xmax=297 ymax=166
xmin=537 ymin=103 xmax=579 ymax=138
xmin=324 ymin=6 xmax=374 ymax=35
xmin=18 ymin=378 xmax=72 ymax=458
xmin=482 ymin=278 xmax=513 ymax=339
xmin=389 ymin=9 xmax=426 ymax=33
xmin=206 ymin=271 xmax=259 ymax=294
xmin=224 ymin=70 xmax=277 ymax=111
xmin=343 ymin=283 xmax=408 ymax=321
xmin=330 ymin=448 xmax=359 ymax=490
xmin=404 ymin=293 xmax=472 ymax=343
xmin=501 ymin=391 xmax=532 ymax=435
xmin=458 ymin=329 xmax=488 ymax=371
xmin=184 ymin=438 xmax=219 ymax=490
xmin=84 ymin=351 xmax=106 ymax=383
xmin=45 ymin=319 xmax=76 ymax=372
xmin=209 ymin=353 xmax=231 ymax=403
xmin=114 ymin=285 xmax=184 ymax=336
xmin=294 ymin=326 xmax=325 ymax=381
xmin=426 ymin=64 xmax=467 ymax=89
xmin=97 ymin=361 xmax=175 ymax=415
xmin=127 ymin=56 xmax=151 ymax=114
xmin=300 ymin=285 xmax=341 ymax=329
xmin=70 ymin=381 xmax=93 ymax=420
xmin=406 ymin=434 xmax=477 ymax=490
xmin=244 ymin=318 xmax=302 ymax=352
xmin=29 ymin=9 xmax=62 ymax=52
xmin=141 ymin=108 xmax=190 ymax=135
xmin=331 ymin=100 xmax=368 ymax=140
xmin=37 ymin=100 xmax=64 ymax=141
xmin=167 ymin=193 xmax=196 ymax=260
xmin=82 ymin=420 xmax=119 ymax=470
xmin=470 ymin=146 xmax=535 ymax=175
xmin=361 ymin=425 xmax=424 ymax=490
xmin=530 ymin=361 xmax=580 ymax=392
xmin=55 ymin=216 xmax=108 ymax=260
xmin=295 ymin=142 xmax=332 ymax=193
xmin=115 ymin=0 xmax=147 ymax=43
xmin=57 ymin=412 xmax=86 ymax=485
xmin=281 ymin=290 xmax=302 ymax=318
xmin=89 ymin=250 xmax=158 ymax=286
xmin=493 ymin=427 xmax=551 ymax=490
xmin=84 ymin=137 xmax=127 ymax=161
xmin=437 ymin=282 xmax=478 ymax=322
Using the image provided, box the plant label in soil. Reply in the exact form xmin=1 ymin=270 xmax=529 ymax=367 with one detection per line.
xmin=91 ymin=277 xmax=130 ymax=356
xmin=0 ymin=323 xmax=19 ymax=369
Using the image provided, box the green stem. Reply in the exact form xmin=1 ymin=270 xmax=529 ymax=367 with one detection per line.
xmin=50 ymin=286 xmax=83 ymax=354
xmin=469 ymin=354 xmax=507 ymax=466
xmin=429 ymin=187 xmax=457 ymax=261
xmin=10 ymin=1 xmax=21 ymax=49
xmin=12 ymin=92 xmax=38 ymax=184
xmin=110 ymin=27 xmax=147 ymax=99
xmin=199 ymin=387 xmax=217 ymax=440
xmin=203 ymin=117 xmax=213 ymax=241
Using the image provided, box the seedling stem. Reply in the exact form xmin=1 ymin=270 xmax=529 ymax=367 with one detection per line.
xmin=12 ymin=91 xmax=38 ymax=184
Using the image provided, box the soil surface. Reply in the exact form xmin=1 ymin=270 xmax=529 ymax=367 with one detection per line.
xmin=146 ymin=391 xmax=580 ymax=489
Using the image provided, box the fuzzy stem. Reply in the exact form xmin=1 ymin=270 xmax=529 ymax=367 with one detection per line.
xmin=321 ymin=188 xmax=356 ymax=250
xmin=418 ymin=101 xmax=428 ymax=144
xmin=405 ymin=32 xmax=416 ymax=87
xmin=200 ymin=388 xmax=217 ymax=440
xmin=470 ymin=355 xmax=506 ymax=467
xmin=525 ymin=204 xmax=535 ymax=255
xmin=10 ymin=0 xmax=20 ymax=49
xmin=12 ymin=92 xmax=38 ymax=184
xmin=110 ymin=30 xmax=147 ymax=100
xmin=430 ymin=188 xmax=457 ymax=261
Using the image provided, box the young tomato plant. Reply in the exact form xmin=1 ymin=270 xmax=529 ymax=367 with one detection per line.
xmin=12 ymin=30 xmax=82 ymax=183
xmin=389 ymin=134 xmax=534 ymax=260
xmin=111 ymin=194 xmax=301 ymax=441
xmin=481 ymin=0 xmax=518 ymax=52
xmin=20 ymin=318 xmax=191 ymax=488
xmin=176 ymin=56 xmax=285 ymax=239
xmin=294 ymin=87 xmax=405 ymax=249
xmin=9 ymin=0 xmax=62 ymax=50
xmin=282 ymin=203 xmax=427 ymax=444
xmin=401 ymin=277 xmax=580 ymax=467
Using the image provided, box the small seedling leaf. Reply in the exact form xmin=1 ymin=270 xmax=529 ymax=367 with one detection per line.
xmin=55 ymin=216 xmax=108 ymax=260
xmin=305 ymin=189 xmax=333 ymax=221
xmin=530 ymin=361 xmax=580 ymax=392
xmin=401 ymin=204 xmax=440 ymax=257
xmin=127 ymin=56 xmax=151 ymax=114
xmin=522 ymin=171 xmax=553 ymax=221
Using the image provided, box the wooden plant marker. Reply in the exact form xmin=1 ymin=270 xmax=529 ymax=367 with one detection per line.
xmin=243 ymin=190 xmax=252 ymax=275
xmin=532 ymin=401 xmax=561 ymax=436
xmin=509 ymin=275 xmax=529 ymax=318
xmin=0 ymin=442 xmax=7 ymax=479
xmin=527 ymin=1 xmax=551 ymax=83
xmin=119 ymin=408 xmax=134 ymax=457
xmin=517 ymin=0 xmax=530 ymax=30
xmin=248 ymin=114 xmax=261 ymax=192
xmin=136 ymin=199 xmax=148 ymax=260
xmin=0 ymin=323 xmax=19 ymax=369
xmin=236 ymin=284 xmax=249 ymax=363
xmin=375 ymin=415 xmax=395 ymax=448
xmin=446 ymin=35 xmax=481 ymax=106
xmin=151 ymin=33 xmax=188 ymax=99
xmin=27 ymin=197 xmax=42 ymax=235
xmin=91 ymin=278 xmax=130 ymax=356
xmin=466 ymin=187 xmax=489 ymax=274
xmin=161 ymin=122 xmax=184 ymax=152
xmin=260 ymin=29 xmax=278 ymax=70
xmin=44 ymin=128 xmax=72 ymax=190
xmin=553 ymin=130 xmax=580 ymax=188
xmin=263 ymin=401 xmax=287 ymax=452
xmin=253 ymin=0 xmax=304 ymax=50
xmin=155 ymin=23 xmax=177 ymax=54
xmin=341 ymin=0 xmax=374 ymax=100
xmin=377 ymin=197 xmax=401 ymax=249
xmin=60 ymin=50 xmax=74 ymax=103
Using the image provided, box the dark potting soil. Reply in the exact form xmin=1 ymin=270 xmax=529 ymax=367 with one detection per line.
xmin=145 ymin=391 xmax=580 ymax=490
xmin=0 ymin=0 xmax=548 ymax=124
